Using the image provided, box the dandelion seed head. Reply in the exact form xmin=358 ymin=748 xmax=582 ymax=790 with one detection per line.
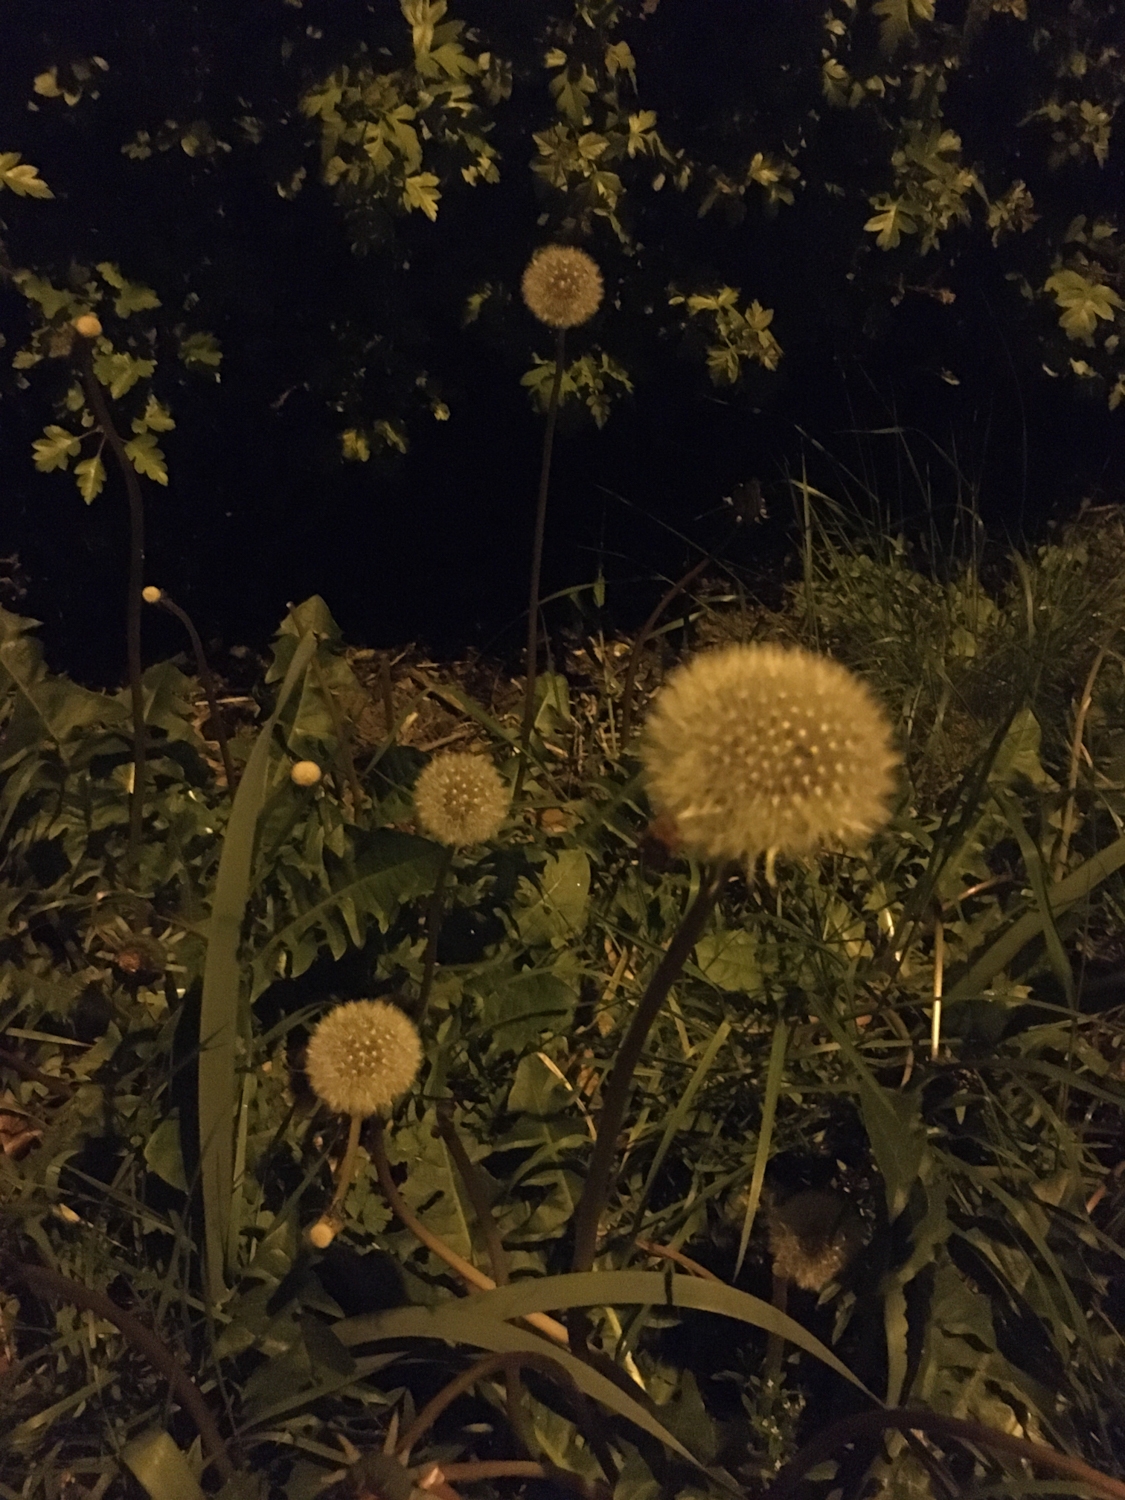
xmin=414 ymin=752 xmax=509 ymax=846
xmin=521 ymin=245 xmax=603 ymax=329
xmin=641 ymin=642 xmax=898 ymax=865
xmin=305 ymin=999 xmax=422 ymax=1118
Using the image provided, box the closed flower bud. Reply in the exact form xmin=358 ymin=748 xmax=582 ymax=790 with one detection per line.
xmin=291 ymin=760 xmax=322 ymax=787
xmin=73 ymin=313 xmax=103 ymax=339
xmin=305 ymin=999 xmax=422 ymax=1117
xmin=142 ymin=586 xmax=162 ymax=604
xmin=308 ymin=1215 xmax=340 ymax=1249
xmin=413 ymin=751 xmax=509 ymax=846
xmin=641 ymin=642 xmax=898 ymax=866
xmin=521 ymin=245 xmax=603 ymax=329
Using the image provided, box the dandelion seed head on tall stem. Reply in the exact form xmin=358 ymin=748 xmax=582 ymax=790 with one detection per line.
xmin=521 ymin=245 xmax=603 ymax=329
xmin=414 ymin=752 xmax=509 ymax=846
xmin=305 ymin=999 xmax=422 ymax=1118
xmin=641 ymin=642 xmax=899 ymax=866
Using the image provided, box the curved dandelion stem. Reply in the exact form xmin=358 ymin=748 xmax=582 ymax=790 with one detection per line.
xmin=570 ymin=865 xmax=729 ymax=1276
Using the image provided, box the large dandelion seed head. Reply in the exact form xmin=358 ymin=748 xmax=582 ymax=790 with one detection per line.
xmin=521 ymin=245 xmax=603 ymax=329
xmin=414 ymin=752 xmax=509 ymax=847
xmin=305 ymin=999 xmax=422 ymax=1117
xmin=641 ymin=642 xmax=898 ymax=866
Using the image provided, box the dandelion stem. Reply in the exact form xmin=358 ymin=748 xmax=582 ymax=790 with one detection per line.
xmin=327 ymin=1112 xmax=363 ymax=1220
xmin=151 ymin=591 xmax=238 ymax=794
xmin=416 ymin=846 xmax=454 ymax=1023
xmin=570 ymin=866 xmax=727 ymax=1275
xmin=516 ymin=327 xmax=566 ymax=798
xmin=75 ymin=335 xmax=147 ymax=871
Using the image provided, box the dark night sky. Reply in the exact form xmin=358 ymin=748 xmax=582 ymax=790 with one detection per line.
xmin=1 ymin=0 xmax=1122 ymax=684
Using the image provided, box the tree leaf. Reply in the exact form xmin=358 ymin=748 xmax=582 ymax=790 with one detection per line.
xmin=31 ymin=425 xmax=81 ymax=473
xmin=0 ymin=152 xmax=53 ymax=198
xmin=74 ymin=454 xmax=106 ymax=503
xmin=124 ymin=431 xmax=169 ymax=485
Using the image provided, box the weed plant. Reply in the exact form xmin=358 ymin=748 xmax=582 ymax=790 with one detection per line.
xmin=3 ymin=485 xmax=1125 ymax=1500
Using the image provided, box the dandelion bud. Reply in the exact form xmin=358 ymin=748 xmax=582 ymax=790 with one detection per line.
xmin=307 ymin=1215 xmax=340 ymax=1250
xmin=72 ymin=313 xmax=103 ymax=339
xmin=413 ymin=751 xmax=509 ymax=847
xmin=305 ymin=999 xmax=422 ymax=1117
xmin=142 ymin=585 xmax=162 ymax=604
xmin=767 ymin=1190 xmax=863 ymax=1293
xmin=291 ymin=760 xmax=322 ymax=787
xmin=641 ymin=642 xmax=898 ymax=866
xmin=521 ymin=245 xmax=603 ymax=329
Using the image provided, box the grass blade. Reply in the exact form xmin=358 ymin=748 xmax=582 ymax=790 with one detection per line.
xmin=734 ymin=1018 xmax=787 ymax=1279
xmin=198 ymin=629 xmax=317 ymax=1306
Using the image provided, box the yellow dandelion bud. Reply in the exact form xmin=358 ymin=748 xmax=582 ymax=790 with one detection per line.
xmin=72 ymin=313 xmax=103 ymax=339
xmin=767 ymin=1190 xmax=863 ymax=1293
xmin=307 ymin=1215 xmax=340 ymax=1249
xmin=521 ymin=245 xmax=603 ymax=329
xmin=641 ymin=642 xmax=898 ymax=866
xmin=305 ymin=999 xmax=422 ymax=1117
xmin=413 ymin=752 xmax=509 ymax=847
xmin=142 ymin=585 xmax=162 ymax=604
xmin=291 ymin=760 xmax=322 ymax=787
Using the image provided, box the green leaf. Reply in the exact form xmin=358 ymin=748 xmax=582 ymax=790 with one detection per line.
xmin=74 ymin=454 xmax=106 ymax=503
xmin=402 ymin=171 xmax=441 ymax=220
xmin=859 ymin=1083 xmax=926 ymax=1222
xmin=144 ymin=1113 xmax=189 ymax=1191
xmin=31 ymin=424 xmax=81 ymax=473
xmin=0 ymin=608 xmax=126 ymax=767
xmin=124 ymin=431 xmax=169 ymax=485
xmin=133 ymin=394 xmax=176 ymax=433
xmin=515 ymin=849 xmax=590 ymax=946
xmin=734 ymin=1019 xmax=788 ymax=1277
xmin=873 ymin=0 xmax=936 ymax=53
xmin=121 ymin=1430 xmax=207 ymax=1500
xmin=179 ymin=330 xmax=223 ymax=373
xmin=694 ymin=928 xmax=761 ymax=991
xmin=97 ymin=261 xmax=162 ymax=315
xmin=1044 ymin=268 xmax=1124 ymax=343
xmin=335 ymin=1270 xmax=876 ymax=1401
xmin=199 ymin=629 xmax=318 ymax=1303
xmin=93 ymin=350 xmax=157 ymax=399
xmin=0 ymin=152 xmax=54 ymax=198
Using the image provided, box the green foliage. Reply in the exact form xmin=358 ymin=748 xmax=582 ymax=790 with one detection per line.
xmin=5 ymin=501 xmax=1125 ymax=1495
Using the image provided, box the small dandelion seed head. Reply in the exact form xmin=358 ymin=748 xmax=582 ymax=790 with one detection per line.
xmin=142 ymin=585 xmax=162 ymax=604
xmin=640 ymin=642 xmax=899 ymax=866
xmin=767 ymin=1191 xmax=863 ymax=1293
xmin=305 ymin=999 xmax=422 ymax=1118
xmin=413 ymin=752 xmax=509 ymax=846
xmin=520 ymin=245 xmax=603 ymax=329
xmin=72 ymin=313 xmax=102 ymax=340
xmin=291 ymin=760 xmax=322 ymax=788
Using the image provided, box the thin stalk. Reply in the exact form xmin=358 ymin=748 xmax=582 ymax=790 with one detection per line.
xmin=416 ymin=846 xmax=454 ymax=1023
xmin=570 ymin=866 xmax=727 ymax=1274
xmin=516 ymin=327 xmax=567 ymax=798
xmin=152 ymin=591 xmax=238 ymax=793
xmin=327 ymin=1112 xmax=363 ymax=1219
xmin=369 ymin=1119 xmax=568 ymax=1345
xmin=12 ymin=1261 xmax=235 ymax=1483
xmin=75 ymin=334 xmax=147 ymax=870
xmin=768 ymin=1408 xmax=1125 ymax=1500
xmin=1052 ymin=642 xmax=1110 ymax=880
xmin=397 ymin=1352 xmax=592 ymax=1464
xmin=435 ymin=1105 xmax=509 ymax=1285
xmin=619 ymin=557 xmax=709 ymax=742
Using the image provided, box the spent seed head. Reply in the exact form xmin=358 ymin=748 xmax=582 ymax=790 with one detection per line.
xmin=641 ymin=641 xmax=898 ymax=866
xmin=305 ymin=999 xmax=422 ymax=1118
xmin=521 ymin=245 xmax=603 ymax=329
xmin=414 ymin=751 xmax=509 ymax=846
